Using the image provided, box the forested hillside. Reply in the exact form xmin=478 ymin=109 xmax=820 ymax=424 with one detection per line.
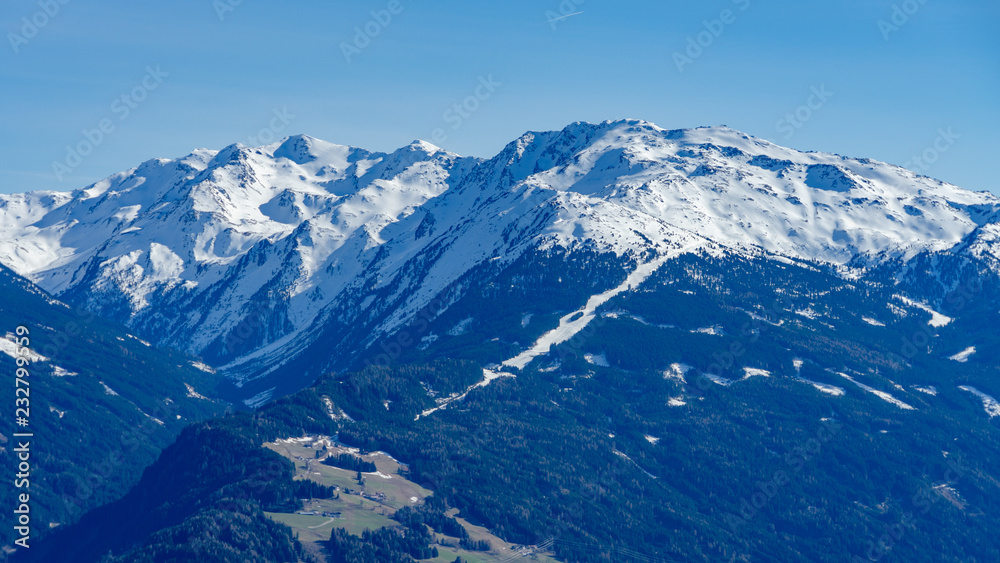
xmin=0 ymin=265 xmax=231 ymax=541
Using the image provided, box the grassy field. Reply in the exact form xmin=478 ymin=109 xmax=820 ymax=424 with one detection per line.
xmin=265 ymin=497 xmax=398 ymax=540
xmin=264 ymin=512 xmax=338 ymax=545
xmin=266 ymin=437 xmax=433 ymax=510
xmin=428 ymin=545 xmax=503 ymax=563
xmin=263 ymin=435 xmax=560 ymax=562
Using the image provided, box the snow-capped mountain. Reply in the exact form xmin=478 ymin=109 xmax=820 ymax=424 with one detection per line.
xmin=2 ymin=120 xmax=998 ymax=399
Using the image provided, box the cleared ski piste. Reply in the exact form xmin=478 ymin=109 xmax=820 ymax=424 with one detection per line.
xmin=416 ymin=245 xmax=699 ymax=420
xmin=416 ymin=368 xmax=516 ymax=420
xmin=502 ymin=245 xmax=697 ymax=371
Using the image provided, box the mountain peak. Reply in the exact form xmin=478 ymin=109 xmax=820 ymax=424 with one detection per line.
xmin=272 ymin=134 xmax=348 ymax=165
xmin=406 ymin=139 xmax=443 ymax=154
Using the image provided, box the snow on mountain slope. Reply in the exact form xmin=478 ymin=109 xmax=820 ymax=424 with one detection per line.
xmin=1 ymin=136 xmax=475 ymax=371
xmin=509 ymin=121 xmax=998 ymax=263
xmin=1 ymin=120 xmax=998 ymax=387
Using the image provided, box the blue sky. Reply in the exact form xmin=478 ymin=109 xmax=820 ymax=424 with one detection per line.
xmin=1 ymin=0 xmax=997 ymax=194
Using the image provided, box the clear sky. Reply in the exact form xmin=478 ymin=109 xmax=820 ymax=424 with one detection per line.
xmin=1 ymin=0 xmax=997 ymax=194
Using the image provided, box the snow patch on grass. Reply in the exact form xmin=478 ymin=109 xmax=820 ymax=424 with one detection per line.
xmin=127 ymin=333 xmax=152 ymax=346
xmin=51 ymin=365 xmax=77 ymax=377
xmin=190 ymin=361 xmax=216 ymax=374
xmin=743 ymin=367 xmax=771 ymax=379
xmin=0 ymin=334 xmax=47 ymax=362
xmin=446 ymin=317 xmax=473 ymax=336
xmin=185 ymin=383 xmax=208 ymax=400
xmin=244 ymin=387 xmax=276 ymax=408
xmin=704 ymin=373 xmax=734 ymax=387
xmin=894 ymin=295 xmax=952 ymax=327
xmin=958 ymin=386 xmax=1000 ymax=418
xmin=887 ymin=303 xmax=908 ymax=318
xmin=795 ymin=308 xmax=820 ymax=320
xmin=948 ymin=347 xmax=976 ymax=363
xmin=798 ymin=378 xmax=846 ymax=397
xmin=839 ymin=373 xmax=915 ymax=410
xmin=664 ymin=363 xmax=691 ymax=383
xmin=584 ymin=353 xmax=609 ymax=367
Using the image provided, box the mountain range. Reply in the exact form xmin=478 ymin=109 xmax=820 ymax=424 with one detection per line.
xmin=4 ymin=120 xmax=1000 ymax=562
xmin=2 ymin=120 xmax=999 ymax=403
